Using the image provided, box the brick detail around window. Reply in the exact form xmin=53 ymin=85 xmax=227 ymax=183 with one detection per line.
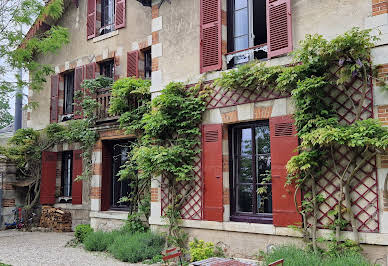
xmin=254 ymin=106 xmax=273 ymax=120
xmin=90 ymin=187 xmax=102 ymax=199
xmin=99 ymin=129 xmax=127 ymax=138
xmin=381 ymin=153 xmax=388 ymax=168
xmin=152 ymin=5 xmax=159 ymax=19
xmin=152 ymin=3 xmax=161 ymax=76
xmin=151 ymin=187 xmax=159 ymax=202
xmin=378 ymin=105 xmax=388 ymax=126
xmin=152 ymin=58 xmax=159 ymax=72
xmin=2 ymin=183 xmax=14 ymax=190
xmin=222 ymin=155 xmax=229 ymax=172
xmin=221 ymin=110 xmax=238 ymax=123
xmin=223 ymin=187 xmax=230 ymax=205
xmin=378 ymin=63 xmax=388 ymax=84
xmin=139 ymin=40 xmax=149 ymax=50
xmin=3 ymin=199 xmax=15 ymax=207
xmin=93 ymin=163 xmax=102 ymax=175
xmin=152 ymin=31 xmax=159 ymax=45
xmin=373 ymin=0 xmax=388 ymax=16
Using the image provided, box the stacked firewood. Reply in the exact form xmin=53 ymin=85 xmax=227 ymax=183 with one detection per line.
xmin=39 ymin=206 xmax=72 ymax=232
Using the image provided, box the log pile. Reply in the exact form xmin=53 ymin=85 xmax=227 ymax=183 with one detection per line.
xmin=39 ymin=206 xmax=72 ymax=232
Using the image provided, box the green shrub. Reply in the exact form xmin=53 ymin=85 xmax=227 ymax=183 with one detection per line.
xmin=189 ymin=239 xmax=216 ymax=262
xmin=262 ymin=245 xmax=372 ymax=266
xmin=108 ymin=231 xmax=165 ymax=263
xmin=120 ymin=213 xmax=148 ymax=234
xmin=74 ymin=224 xmax=93 ymax=243
xmin=84 ymin=230 xmax=120 ymax=252
xmin=143 ymin=254 xmax=164 ymax=264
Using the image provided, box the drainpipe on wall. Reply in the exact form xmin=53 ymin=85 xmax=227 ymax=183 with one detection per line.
xmin=14 ymin=67 xmax=23 ymax=132
xmin=14 ymin=23 xmax=23 ymax=132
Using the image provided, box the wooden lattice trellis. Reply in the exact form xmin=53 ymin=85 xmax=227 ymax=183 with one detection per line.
xmin=308 ymin=65 xmax=379 ymax=233
xmin=161 ymin=64 xmax=379 ymax=233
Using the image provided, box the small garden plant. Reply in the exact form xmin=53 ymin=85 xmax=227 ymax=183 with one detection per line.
xmin=261 ymin=245 xmax=372 ymax=266
xmin=77 ymin=214 xmax=165 ymax=264
xmin=74 ymin=224 xmax=93 ymax=244
xmin=189 ymin=239 xmax=224 ymax=262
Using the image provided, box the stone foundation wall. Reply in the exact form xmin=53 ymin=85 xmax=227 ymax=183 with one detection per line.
xmin=151 ymin=224 xmax=388 ymax=265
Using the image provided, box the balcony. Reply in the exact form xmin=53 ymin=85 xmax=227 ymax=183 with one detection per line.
xmin=95 ymin=87 xmax=118 ymax=123
xmin=226 ymin=43 xmax=268 ymax=68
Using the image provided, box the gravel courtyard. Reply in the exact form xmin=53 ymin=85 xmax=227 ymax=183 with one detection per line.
xmin=0 ymin=230 xmax=141 ymax=266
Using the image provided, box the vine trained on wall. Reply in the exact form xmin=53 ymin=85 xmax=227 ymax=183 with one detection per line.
xmin=216 ymin=27 xmax=388 ymax=253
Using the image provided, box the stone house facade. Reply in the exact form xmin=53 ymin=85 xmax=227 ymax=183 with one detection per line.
xmin=26 ymin=0 xmax=388 ymax=261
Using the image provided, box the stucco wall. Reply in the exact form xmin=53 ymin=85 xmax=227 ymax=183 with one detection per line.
xmin=154 ymin=0 xmax=372 ymax=90
xmin=28 ymin=1 xmax=152 ymax=130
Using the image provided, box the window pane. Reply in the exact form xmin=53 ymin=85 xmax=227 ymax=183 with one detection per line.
xmin=255 ymin=125 xmax=270 ymax=154
xmin=61 ymin=152 xmax=72 ymax=197
xmin=234 ymin=35 xmax=249 ymax=53
xmin=238 ymin=127 xmax=252 ymax=156
xmin=237 ymin=184 xmax=252 ymax=213
xmin=235 ymin=0 xmax=247 ymax=10
xmin=256 ymin=155 xmax=271 ymax=183
xmin=257 ymin=185 xmax=272 ymax=213
xmin=111 ymin=142 xmax=131 ymax=209
xmin=238 ymin=155 xmax=253 ymax=183
xmin=64 ymin=72 xmax=74 ymax=114
xmin=234 ymin=8 xmax=249 ymax=37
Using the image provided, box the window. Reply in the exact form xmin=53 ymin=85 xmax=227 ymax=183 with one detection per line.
xmin=61 ymin=151 xmax=73 ymax=198
xmin=111 ymin=141 xmax=132 ymax=210
xmin=100 ymin=0 xmax=115 ymax=35
xmin=227 ymin=0 xmax=267 ymax=67
xmin=144 ymin=49 xmax=152 ymax=80
xmin=99 ymin=59 xmax=115 ymax=79
xmin=63 ymin=71 xmax=75 ymax=115
xmin=230 ymin=121 xmax=272 ymax=223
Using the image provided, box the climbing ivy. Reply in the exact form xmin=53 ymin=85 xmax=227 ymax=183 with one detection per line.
xmin=110 ymin=80 xmax=208 ymax=250
xmin=0 ymin=76 xmax=109 ymax=211
xmin=216 ymin=27 xmax=388 ymax=252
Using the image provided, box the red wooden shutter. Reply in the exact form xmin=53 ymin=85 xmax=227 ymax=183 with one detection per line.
xmin=202 ymin=124 xmax=223 ymax=222
xmin=74 ymin=66 xmax=84 ymax=119
xmin=270 ymin=115 xmax=301 ymax=227
xmin=127 ymin=51 xmax=139 ymax=78
xmin=101 ymin=142 xmax=112 ymax=211
xmin=266 ymin=0 xmax=293 ymax=58
xmin=84 ymin=62 xmax=96 ymax=80
xmin=72 ymin=150 xmax=83 ymax=205
xmin=40 ymin=151 xmax=57 ymax=205
xmin=50 ymin=75 xmax=59 ymax=123
xmin=87 ymin=0 xmax=96 ymax=39
xmin=115 ymin=0 xmax=126 ymax=29
xmin=200 ymin=0 xmax=221 ymax=73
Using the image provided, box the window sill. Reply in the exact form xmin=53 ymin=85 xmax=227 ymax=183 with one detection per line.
xmin=93 ymin=30 xmax=119 ymax=43
xmin=54 ymin=203 xmax=85 ymax=210
xmin=90 ymin=210 xmax=129 ymax=220
xmin=230 ymin=214 xmax=273 ymax=224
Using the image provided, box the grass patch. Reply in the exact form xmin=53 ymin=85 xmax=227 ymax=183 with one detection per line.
xmin=263 ymin=245 xmax=372 ymax=266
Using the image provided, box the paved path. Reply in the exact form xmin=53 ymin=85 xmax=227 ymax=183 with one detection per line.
xmin=0 ymin=230 xmax=144 ymax=266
